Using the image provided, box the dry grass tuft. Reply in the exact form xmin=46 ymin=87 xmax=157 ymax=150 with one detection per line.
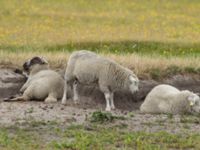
xmin=1 ymin=51 xmax=200 ymax=79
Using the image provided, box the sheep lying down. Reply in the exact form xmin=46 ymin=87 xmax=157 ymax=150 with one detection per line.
xmin=62 ymin=50 xmax=139 ymax=111
xmin=140 ymin=84 xmax=200 ymax=114
xmin=9 ymin=56 xmax=64 ymax=102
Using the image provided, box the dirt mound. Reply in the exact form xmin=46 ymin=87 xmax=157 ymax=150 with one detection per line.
xmin=0 ymin=69 xmax=200 ymax=111
xmin=0 ymin=69 xmax=26 ymax=99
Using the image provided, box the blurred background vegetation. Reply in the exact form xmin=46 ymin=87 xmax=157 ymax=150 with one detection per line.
xmin=0 ymin=0 xmax=200 ymax=77
xmin=0 ymin=0 xmax=199 ymax=55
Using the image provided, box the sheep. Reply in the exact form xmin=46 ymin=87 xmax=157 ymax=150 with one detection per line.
xmin=61 ymin=50 xmax=139 ymax=111
xmin=140 ymin=84 xmax=200 ymax=114
xmin=10 ymin=56 xmax=64 ymax=103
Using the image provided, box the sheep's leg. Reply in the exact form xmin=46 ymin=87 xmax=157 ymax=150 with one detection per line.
xmin=20 ymin=80 xmax=30 ymax=93
xmin=73 ymin=81 xmax=79 ymax=104
xmin=8 ymin=94 xmax=30 ymax=101
xmin=9 ymin=96 xmax=24 ymax=101
xmin=99 ymin=84 xmax=112 ymax=111
xmin=110 ymin=93 xmax=115 ymax=110
xmin=104 ymin=92 xmax=112 ymax=111
xmin=61 ymin=80 xmax=68 ymax=105
xmin=45 ymin=93 xmax=57 ymax=103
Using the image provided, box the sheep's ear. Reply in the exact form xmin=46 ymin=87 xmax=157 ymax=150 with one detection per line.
xmin=129 ymin=76 xmax=136 ymax=82
xmin=40 ymin=56 xmax=48 ymax=64
xmin=187 ymin=95 xmax=195 ymax=106
xmin=30 ymin=56 xmax=48 ymax=65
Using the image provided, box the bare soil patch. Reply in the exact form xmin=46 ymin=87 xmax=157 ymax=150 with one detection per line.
xmin=0 ymin=68 xmax=200 ymax=133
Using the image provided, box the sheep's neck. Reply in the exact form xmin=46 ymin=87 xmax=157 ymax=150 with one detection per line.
xmin=171 ymin=92 xmax=191 ymax=114
xmin=108 ymin=63 xmax=130 ymax=89
xmin=30 ymin=64 xmax=49 ymax=76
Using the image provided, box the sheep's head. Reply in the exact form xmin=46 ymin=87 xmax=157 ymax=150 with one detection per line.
xmin=23 ymin=56 xmax=48 ymax=73
xmin=187 ymin=93 xmax=200 ymax=113
xmin=128 ymin=75 xmax=139 ymax=94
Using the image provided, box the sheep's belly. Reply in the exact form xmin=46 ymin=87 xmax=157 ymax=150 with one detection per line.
xmin=30 ymin=83 xmax=49 ymax=100
xmin=76 ymin=73 xmax=98 ymax=85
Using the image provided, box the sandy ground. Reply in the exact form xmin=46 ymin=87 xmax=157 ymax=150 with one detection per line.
xmin=0 ymin=100 xmax=200 ymax=134
xmin=1 ymin=68 xmax=200 ymax=134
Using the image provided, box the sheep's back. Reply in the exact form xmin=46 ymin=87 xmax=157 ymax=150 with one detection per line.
xmin=140 ymin=84 xmax=180 ymax=113
xmin=73 ymin=57 xmax=108 ymax=84
xmin=28 ymin=70 xmax=64 ymax=99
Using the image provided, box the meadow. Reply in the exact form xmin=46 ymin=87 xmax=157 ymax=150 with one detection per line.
xmin=0 ymin=0 xmax=200 ymax=78
xmin=1 ymin=111 xmax=200 ymax=150
xmin=1 ymin=123 xmax=200 ymax=150
xmin=0 ymin=0 xmax=200 ymax=149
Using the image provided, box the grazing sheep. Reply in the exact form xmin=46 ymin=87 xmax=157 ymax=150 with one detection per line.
xmin=62 ymin=50 xmax=139 ymax=111
xmin=140 ymin=84 xmax=200 ymax=114
xmin=10 ymin=56 xmax=64 ymax=103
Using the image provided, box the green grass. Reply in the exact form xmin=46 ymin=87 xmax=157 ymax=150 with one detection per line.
xmin=1 ymin=123 xmax=200 ymax=150
xmin=1 ymin=41 xmax=200 ymax=57
xmin=0 ymin=0 xmax=200 ymax=56
xmin=89 ymin=111 xmax=126 ymax=123
xmin=0 ymin=1 xmax=200 ymax=149
xmin=0 ymin=0 xmax=200 ymax=78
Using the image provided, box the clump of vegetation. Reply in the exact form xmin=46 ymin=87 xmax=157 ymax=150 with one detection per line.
xmin=184 ymin=67 xmax=198 ymax=74
xmin=149 ymin=68 xmax=162 ymax=80
xmin=148 ymin=65 xmax=198 ymax=80
xmin=90 ymin=111 xmax=125 ymax=123
xmin=1 ymin=122 xmax=200 ymax=149
xmin=164 ymin=65 xmax=182 ymax=77
xmin=196 ymin=68 xmax=200 ymax=73
xmin=167 ymin=113 xmax=173 ymax=119
xmin=180 ymin=116 xmax=200 ymax=124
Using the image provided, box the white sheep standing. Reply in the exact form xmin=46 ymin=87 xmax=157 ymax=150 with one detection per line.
xmin=61 ymin=50 xmax=139 ymax=111
xmin=140 ymin=84 xmax=200 ymax=114
xmin=10 ymin=56 xmax=64 ymax=103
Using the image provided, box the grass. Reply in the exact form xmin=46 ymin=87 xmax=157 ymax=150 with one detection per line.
xmin=1 ymin=1 xmax=200 ymax=148
xmin=0 ymin=0 xmax=200 ymax=78
xmin=1 ymin=122 xmax=200 ymax=150
xmin=0 ymin=0 xmax=199 ymax=46
xmin=1 ymin=50 xmax=200 ymax=79
xmin=89 ymin=111 xmax=126 ymax=123
xmin=180 ymin=115 xmax=200 ymax=124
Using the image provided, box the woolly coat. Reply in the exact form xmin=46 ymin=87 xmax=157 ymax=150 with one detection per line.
xmin=21 ymin=64 xmax=64 ymax=100
xmin=140 ymin=84 xmax=198 ymax=114
xmin=65 ymin=50 xmax=138 ymax=93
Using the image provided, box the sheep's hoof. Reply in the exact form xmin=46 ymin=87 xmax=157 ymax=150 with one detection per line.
xmin=74 ymin=100 xmax=79 ymax=105
xmin=111 ymin=106 xmax=115 ymax=110
xmin=61 ymin=100 xmax=67 ymax=105
xmin=19 ymin=89 xmax=25 ymax=93
xmin=45 ymin=98 xmax=57 ymax=103
xmin=105 ymin=107 xmax=111 ymax=112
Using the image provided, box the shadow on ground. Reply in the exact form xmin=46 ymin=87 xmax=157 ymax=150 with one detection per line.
xmin=1 ymin=69 xmax=200 ymax=111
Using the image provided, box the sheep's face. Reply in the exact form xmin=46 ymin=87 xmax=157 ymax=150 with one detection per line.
xmin=187 ymin=93 xmax=200 ymax=113
xmin=23 ymin=56 xmax=48 ymax=73
xmin=128 ymin=75 xmax=139 ymax=94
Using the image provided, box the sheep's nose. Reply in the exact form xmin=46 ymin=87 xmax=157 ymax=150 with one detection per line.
xmin=131 ymin=88 xmax=139 ymax=94
xmin=135 ymin=87 xmax=139 ymax=92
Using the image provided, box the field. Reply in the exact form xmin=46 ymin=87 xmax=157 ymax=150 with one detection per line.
xmin=1 ymin=102 xmax=200 ymax=150
xmin=0 ymin=0 xmax=200 ymax=77
xmin=0 ymin=0 xmax=200 ymax=149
